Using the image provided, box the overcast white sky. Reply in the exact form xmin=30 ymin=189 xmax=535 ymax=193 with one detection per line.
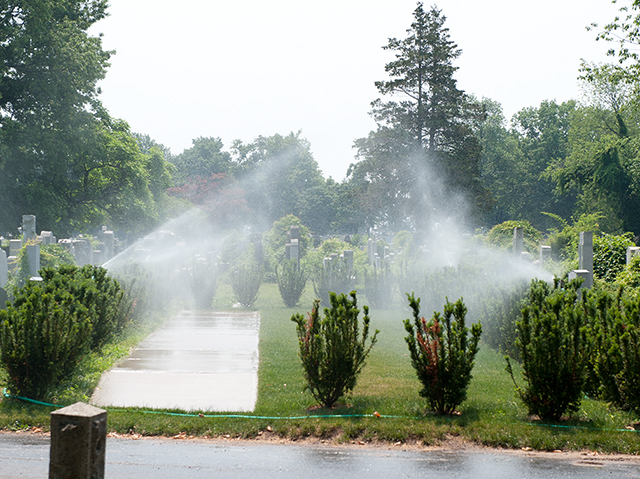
xmin=90 ymin=0 xmax=622 ymax=180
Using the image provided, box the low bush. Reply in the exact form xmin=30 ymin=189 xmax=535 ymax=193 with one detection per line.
xmin=480 ymin=281 xmax=528 ymax=361
xmin=189 ymin=259 xmax=218 ymax=309
xmin=404 ymin=293 xmax=482 ymax=414
xmin=0 ymin=281 xmax=92 ymax=399
xmin=276 ymin=260 xmax=307 ymax=308
xmin=291 ymin=291 xmax=378 ymax=408
xmin=363 ymin=262 xmax=395 ymax=309
xmin=506 ymin=279 xmax=586 ymax=420
xmin=41 ymin=265 xmax=133 ymax=349
xmin=587 ymin=288 xmax=640 ymax=412
xmin=230 ymin=263 xmax=263 ymax=308
xmin=312 ymin=256 xmax=355 ymax=307
xmin=593 ymin=233 xmax=635 ymax=283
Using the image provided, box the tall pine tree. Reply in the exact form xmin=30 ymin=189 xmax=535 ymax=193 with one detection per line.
xmin=349 ymin=3 xmax=492 ymax=231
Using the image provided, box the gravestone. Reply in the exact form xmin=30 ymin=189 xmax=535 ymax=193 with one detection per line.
xmin=58 ymin=239 xmax=75 ymax=255
xmin=93 ymin=243 xmax=106 ymax=266
xmin=290 ymin=226 xmax=300 ymax=241
xmin=367 ymin=239 xmax=375 ymax=265
xmin=26 ymin=244 xmax=40 ymax=277
xmin=22 ymin=214 xmax=36 ymax=241
xmin=627 ymin=246 xmax=640 ymax=265
xmin=102 ymin=231 xmax=114 ymax=259
xmin=539 ymin=245 xmax=551 ymax=263
xmin=569 ymin=269 xmax=591 ymax=290
xmin=0 ymin=287 xmax=7 ymax=310
xmin=0 ymin=248 xmax=7 ymax=288
xmin=343 ymin=250 xmax=354 ymax=272
xmin=578 ymin=231 xmax=593 ymax=288
xmin=323 ymin=257 xmax=332 ymax=270
xmin=513 ymin=227 xmax=523 ymax=256
xmin=9 ymin=239 xmax=22 ymax=257
xmin=290 ymin=238 xmax=299 ymax=262
xmin=73 ymin=240 xmax=92 ymax=266
xmin=49 ymin=402 xmax=107 ymax=479
xmin=253 ymin=233 xmax=264 ymax=266
xmin=41 ymin=231 xmax=54 ymax=245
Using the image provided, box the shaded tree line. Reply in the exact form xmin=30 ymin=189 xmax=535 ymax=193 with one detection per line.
xmin=3 ymin=1 xmax=640 ymax=242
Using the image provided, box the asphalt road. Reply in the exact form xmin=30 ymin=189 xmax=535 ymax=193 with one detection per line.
xmin=2 ymin=433 xmax=640 ymax=478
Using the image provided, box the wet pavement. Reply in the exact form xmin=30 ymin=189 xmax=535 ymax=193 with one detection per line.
xmin=2 ymin=433 xmax=640 ymax=478
xmin=91 ymin=311 xmax=259 ymax=412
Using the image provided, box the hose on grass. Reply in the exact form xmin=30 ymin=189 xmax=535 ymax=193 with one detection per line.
xmin=3 ymin=387 xmax=639 ymax=433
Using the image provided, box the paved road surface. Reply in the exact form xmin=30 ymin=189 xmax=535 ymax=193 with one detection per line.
xmin=2 ymin=433 xmax=640 ymax=478
xmin=91 ymin=311 xmax=259 ymax=412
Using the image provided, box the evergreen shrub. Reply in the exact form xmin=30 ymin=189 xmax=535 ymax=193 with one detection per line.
xmin=588 ymin=288 xmax=640 ymax=412
xmin=593 ymin=233 xmax=635 ymax=282
xmin=41 ymin=265 xmax=133 ymax=349
xmin=291 ymin=291 xmax=378 ymax=408
xmin=189 ymin=259 xmax=218 ymax=309
xmin=480 ymin=281 xmax=528 ymax=361
xmin=276 ymin=260 xmax=307 ymax=308
xmin=506 ymin=279 xmax=586 ymax=420
xmin=0 ymin=281 xmax=92 ymax=399
xmin=404 ymin=293 xmax=481 ymax=414
xmin=364 ymin=262 xmax=395 ymax=309
xmin=230 ymin=263 xmax=262 ymax=308
xmin=312 ymin=256 xmax=355 ymax=307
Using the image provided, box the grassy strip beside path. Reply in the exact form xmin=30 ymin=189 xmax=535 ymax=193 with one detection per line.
xmin=2 ymin=283 xmax=640 ymax=453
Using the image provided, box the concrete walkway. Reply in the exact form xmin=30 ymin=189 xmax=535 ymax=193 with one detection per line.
xmin=91 ymin=311 xmax=259 ymax=412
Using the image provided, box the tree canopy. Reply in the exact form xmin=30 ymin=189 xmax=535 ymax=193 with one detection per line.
xmin=348 ymin=3 xmax=492 ymax=232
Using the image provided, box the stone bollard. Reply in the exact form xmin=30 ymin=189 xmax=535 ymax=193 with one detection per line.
xmin=49 ymin=402 xmax=107 ymax=479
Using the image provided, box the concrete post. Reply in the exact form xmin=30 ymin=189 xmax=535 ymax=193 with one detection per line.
xmin=578 ymin=231 xmax=593 ymax=288
xmin=49 ymin=402 xmax=107 ymax=479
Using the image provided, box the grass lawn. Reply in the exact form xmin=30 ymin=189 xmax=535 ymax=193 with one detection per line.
xmin=2 ymin=282 xmax=640 ymax=453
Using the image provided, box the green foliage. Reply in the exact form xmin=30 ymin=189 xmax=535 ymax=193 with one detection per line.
xmin=291 ymin=291 xmax=378 ymax=408
xmin=312 ymin=256 xmax=356 ymax=307
xmin=616 ymin=255 xmax=640 ymax=289
xmin=189 ymin=259 xmax=218 ymax=310
xmin=593 ymin=232 xmax=635 ymax=282
xmin=587 ymin=288 xmax=640 ymax=412
xmin=480 ymin=281 xmax=528 ymax=361
xmin=403 ymin=293 xmax=481 ymax=414
xmin=544 ymin=212 xmax=602 ymax=262
xmin=230 ymin=263 xmax=263 ymax=308
xmin=349 ymin=3 xmax=492 ymax=230
xmin=363 ymin=262 xmax=395 ymax=309
xmin=41 ymin=265 xmax=133 ymax=350
xmin=485 ymin=220 xmax=542 ymax=254
xmin=276 ymin=260 xmax=307 ymax=308
xmin=39 ymin=244 xmax=76 ymax=269
xmin=506 ymin=279 xmax=586 ymax=420
xmin=264 ymin=215 xmax=312 ymax=264
xmin=0 ymin=280 xmax=92 ymax=399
